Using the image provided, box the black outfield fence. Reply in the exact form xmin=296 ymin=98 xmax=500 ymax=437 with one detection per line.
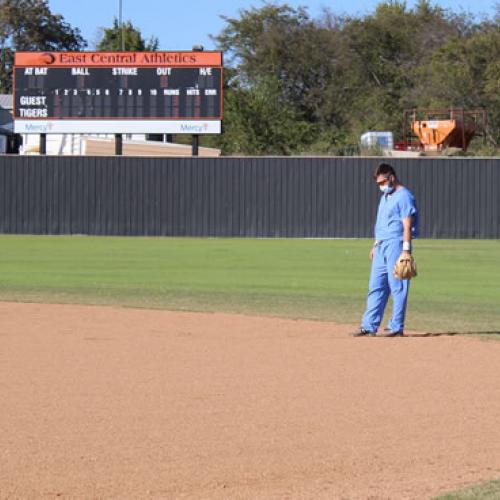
xmin=0 ymin=156 xmax=498 ymax=238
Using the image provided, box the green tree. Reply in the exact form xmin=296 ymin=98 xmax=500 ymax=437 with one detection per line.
xmin=213 ymin=1 xmax=499 ymax=155
xmin=337 ymin=1 xmax=474 ymax=142
xmin=219 ymin=76 xmax=315 ymax=155
xmin=214 ymin=4 xmax=337 ymax=153
xmin=0 ymin=0 xmax=86 ymax=93
xmin=96 ymin=18 xmax=158 ymax=51
xmin=416 ymin=20 xmax=500 ymax=147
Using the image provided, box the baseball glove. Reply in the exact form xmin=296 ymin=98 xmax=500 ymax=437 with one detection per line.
xmin=393 ymin=254 xmax=417 ymax=280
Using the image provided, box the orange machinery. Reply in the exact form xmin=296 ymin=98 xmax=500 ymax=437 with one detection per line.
xmin=412 ymin=119 xmax=476 ymax=152
xmin=403 ymin=108 xmax=487 ymax=153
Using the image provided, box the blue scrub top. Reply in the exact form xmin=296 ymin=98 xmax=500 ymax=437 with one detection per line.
xmin=374 ymin=187 xmax=419 ymax=241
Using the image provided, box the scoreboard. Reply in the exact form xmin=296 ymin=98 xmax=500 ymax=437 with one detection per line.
xmin=14 ymin=51 xmax=223 ymax=134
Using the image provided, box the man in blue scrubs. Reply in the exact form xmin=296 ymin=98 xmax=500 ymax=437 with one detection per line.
xmin=353 ymin=163 xmax=419 ymax=337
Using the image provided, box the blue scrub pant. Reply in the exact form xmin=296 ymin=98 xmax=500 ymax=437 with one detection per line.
xmin=361 ymin=239 xmax=410 ymax=333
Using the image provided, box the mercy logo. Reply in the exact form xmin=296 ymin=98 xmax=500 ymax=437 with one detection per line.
xmin=179 ymin=123 xmax=213 ymax=133
xmin=23 ymin=122 xmax=54 ymax=133
xmin=180 ymin=124 xmax=205 ymax=133
xmin=25 ymin=123 xmax=48 ymax=132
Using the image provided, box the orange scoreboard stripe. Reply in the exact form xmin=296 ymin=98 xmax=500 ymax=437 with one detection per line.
xmin=14 ymin=51 xmax=223 ymax=67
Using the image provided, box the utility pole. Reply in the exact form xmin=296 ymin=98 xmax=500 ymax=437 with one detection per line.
xmin=117 ymin=0 xmax=124 ymax=155
xmin=119 ymin=0 xmax=125 ymax=51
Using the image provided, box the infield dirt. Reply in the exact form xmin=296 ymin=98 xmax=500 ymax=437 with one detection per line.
xmin=1 ymin=301 xmax=500 ymax=499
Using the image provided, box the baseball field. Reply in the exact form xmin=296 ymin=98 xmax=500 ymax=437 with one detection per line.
xmin=1 ymin=235 xmax=500 ymax=498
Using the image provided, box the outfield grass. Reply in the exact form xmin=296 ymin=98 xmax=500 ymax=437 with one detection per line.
xmin=0 ymin=235 xmax=498 ymax=333
xmin=435 ymin=478 xmax=500 ymax=499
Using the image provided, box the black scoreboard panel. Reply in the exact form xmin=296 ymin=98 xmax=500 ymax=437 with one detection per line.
xmin=14 ymin=67 xmax=222 ymax=119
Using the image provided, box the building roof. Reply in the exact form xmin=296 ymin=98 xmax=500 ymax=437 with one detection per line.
xmin=0 ymin=94 xmax=13 ymax=110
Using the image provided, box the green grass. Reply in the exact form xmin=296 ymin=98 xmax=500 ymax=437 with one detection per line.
xmin=0 ymin=235 xmax=499 ymax=333
xmin=435 ymin=479 xmax=500 ymax=499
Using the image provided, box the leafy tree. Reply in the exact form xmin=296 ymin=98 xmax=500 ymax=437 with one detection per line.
xmin=214 ymin=1 xmax=498 ymax=155
xmin=0 ymin=0 xmax=86 ymax=93
xmin=417 ymin=20 xmax=500 ymax=147
xmin=337 ymin=1 xmax=474 ymax=141
xmin=214 ymin=5 xmax=336 ymax=153
xmin=219 ymin=76 xmax=316 ymax=155
xmin=96 ymin=18 xmax=158 ymax=51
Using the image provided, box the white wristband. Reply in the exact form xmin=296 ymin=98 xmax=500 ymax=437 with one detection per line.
xmin=402 ymin=241 xmax=411 ymax=252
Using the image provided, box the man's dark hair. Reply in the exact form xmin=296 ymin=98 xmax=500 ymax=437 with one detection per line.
xmin=373 ymin=163 xmax=397 ymax=180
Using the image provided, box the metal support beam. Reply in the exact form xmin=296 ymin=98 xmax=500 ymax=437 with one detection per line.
xmin=115 ymin=134 xmax=123 ymax=155
xmin=192 ymin=134 xmax=199 ymax=156
xmin=39 ymin=134 xmax=46 ymax=155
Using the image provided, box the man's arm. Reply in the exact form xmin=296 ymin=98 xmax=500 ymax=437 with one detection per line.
xmin=402 ymin=216 xmax=413 ymax=256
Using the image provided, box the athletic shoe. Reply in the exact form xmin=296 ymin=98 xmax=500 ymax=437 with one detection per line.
xmin=378 ymin=330 xmax=404 ymax=337
xmin=352 ymin=328 xmax=376 ymax=337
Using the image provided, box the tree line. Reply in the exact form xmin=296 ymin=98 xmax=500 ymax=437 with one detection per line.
xmin=1 ymin=0 xmax=498 ymax=155
xmin=213 ymin=1 xmax=499 ymax=155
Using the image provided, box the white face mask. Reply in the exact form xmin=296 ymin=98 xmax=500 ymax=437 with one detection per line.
xmin=380 ymin=184 xmax=394 ymax=194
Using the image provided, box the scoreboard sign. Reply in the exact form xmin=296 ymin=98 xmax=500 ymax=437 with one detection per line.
xmin=14 ymin=51 xmax=223 ymax=134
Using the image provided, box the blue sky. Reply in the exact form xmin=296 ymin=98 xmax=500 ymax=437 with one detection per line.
xmin=48 ymin=0 xmax=497 ymax=51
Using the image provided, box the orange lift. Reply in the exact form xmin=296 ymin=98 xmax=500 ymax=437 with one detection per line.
xmin=402 ymin=108 xmax=487 ymax=153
